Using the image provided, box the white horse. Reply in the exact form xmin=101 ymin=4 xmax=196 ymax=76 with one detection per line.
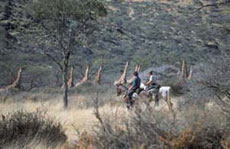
xmin=140 ymin=83 xmax=173 ymax=109
xmin=140 ymin=83 xmax=170 ymax=100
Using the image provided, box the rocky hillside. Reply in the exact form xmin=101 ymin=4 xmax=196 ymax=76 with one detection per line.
xmin=0 ymin=0 xmax=229 ymax=89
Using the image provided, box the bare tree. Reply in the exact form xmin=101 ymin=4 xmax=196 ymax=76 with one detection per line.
xmin=24 ymin=0 xmax=107 ymax=108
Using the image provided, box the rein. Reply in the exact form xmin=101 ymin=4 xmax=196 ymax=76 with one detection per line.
xmin=119 ymin=84 xmax=128 ymax=91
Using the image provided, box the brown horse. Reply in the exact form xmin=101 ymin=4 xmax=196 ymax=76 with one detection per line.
xmin=115 ymin=83 xmax=159 ymax=109
xmin=115 ymin=83 xmax=134 ymax=109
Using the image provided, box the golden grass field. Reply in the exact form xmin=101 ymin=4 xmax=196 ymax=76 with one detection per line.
xmin=0 ymin=93 xmax=178 ymax=141
xmin=0 ymin=91 xmax=227 ymax=149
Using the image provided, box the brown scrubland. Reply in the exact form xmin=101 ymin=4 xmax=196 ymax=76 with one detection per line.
xmin=0 ymin=77 xmax=229 ymax=149
xmin=0 ymin=0 xmax=230 ymax=148
xmin=0 ymin=58 xmax=229 ymax=149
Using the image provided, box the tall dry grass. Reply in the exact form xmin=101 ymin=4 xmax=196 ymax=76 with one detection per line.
xmin=0 ymin=89 xmax=124 ymax=145
xmin=0 ymin=111 xmax=66 ymax=148
xmin=75 ymin=100 xmax=230 ymax=149
xmin=0 ymin=85 xmax=229 ymax=149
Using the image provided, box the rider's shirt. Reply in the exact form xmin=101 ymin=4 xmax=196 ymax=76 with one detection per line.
xmin=132 ymin=76 xmax=141 ymax=90
xmin=149 ymin=75 xmax=156 ymax=85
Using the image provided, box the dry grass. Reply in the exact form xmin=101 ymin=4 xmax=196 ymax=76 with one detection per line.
xmin=0 ymin=111 xmax=66 ymax=149
xmin=0 ymin=90 xmax=229 ymax=148
xmin=83 ymin=103 xmax=230 ymax=148
xmin=0 ymin=92 xmax=176 ymax=145
xmin=0 ymin=101 xmax=96 ymax=143
xmin=0 ymin=92 xmax=126 ymax=143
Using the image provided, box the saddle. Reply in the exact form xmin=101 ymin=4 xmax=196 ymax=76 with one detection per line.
xmin=148 ymin=85 xmax=161 ymax=94
xmin=136 ymin=88 xmax=144 ymax=94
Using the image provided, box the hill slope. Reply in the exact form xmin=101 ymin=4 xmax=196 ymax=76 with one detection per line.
xmin=0 ymin=0 xmax=229 ymax=89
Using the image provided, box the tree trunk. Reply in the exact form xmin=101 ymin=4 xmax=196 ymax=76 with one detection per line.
xmin=63 ymin=62 xmax=69 ymax=108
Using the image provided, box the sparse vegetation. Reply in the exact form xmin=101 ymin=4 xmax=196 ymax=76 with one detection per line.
xmin=0 ymin=111 xmax=67 ymax=148
xmin=75 ymin=102 xmax=230 ymax=149
xmin=0 ymin=0 xmax=229 ymax=148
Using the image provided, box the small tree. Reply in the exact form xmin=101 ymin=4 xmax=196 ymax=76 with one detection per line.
xmin=26 ymin=0 xmax=107 ymax=108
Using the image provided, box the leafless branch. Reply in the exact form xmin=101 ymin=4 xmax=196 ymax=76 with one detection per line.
xmin=44 ymin=52 xmax=63 ymax=71
xmin=93 ymin=95 xmax=106 ymax=132
xmin=40 ymin=22 xmax=59 ymax=42
xmin=194 ymin=0 xmax=230 ymax=12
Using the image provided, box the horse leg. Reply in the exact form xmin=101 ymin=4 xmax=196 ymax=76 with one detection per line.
xmin=130 ymin=98 xmax=135 ymax=108
xmin=143 ymin=92 xmax=152 ymax=107
xmin=166 ymin=92 xmax=173 ymax=111
xmin=124 ymin=96 xmax=135 ymax=110
xmin=154 ymin=94 xmax=159 ymax=106
xmin=123 ymin=97 xmax=130 ymax=109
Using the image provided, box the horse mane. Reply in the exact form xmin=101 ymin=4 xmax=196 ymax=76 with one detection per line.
xmin=118 ymin=84 xmax=128 ymax=90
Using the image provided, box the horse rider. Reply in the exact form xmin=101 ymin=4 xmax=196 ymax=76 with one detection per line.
xmin=145 ymin=71 xmax=161 ymax=105
xmin=127 ymin=71 xmax=141 ymax=108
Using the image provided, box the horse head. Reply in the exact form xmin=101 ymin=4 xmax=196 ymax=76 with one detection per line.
xmin=115 ymin=83 xmax=128 ymax=96
xmin=116 ymin=84 xmax=122 ymax=96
